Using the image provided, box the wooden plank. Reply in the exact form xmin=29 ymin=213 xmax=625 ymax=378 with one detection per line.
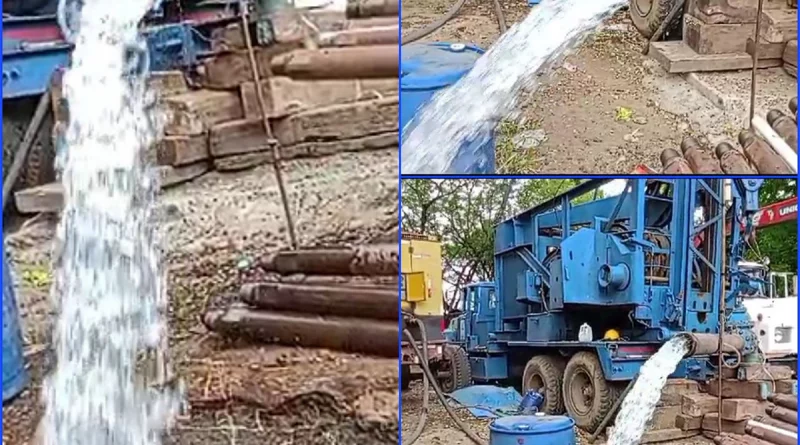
xmin=746 ymin=37 xmax=787 ymax=59
xmin=208 ymin=119 xmax=275 ymax=157
xmin=156 ymin=162 xmax=209 ymax=188
xmin=783 ymin=39 xmax=798 ymax=63
xmin=148 ymin=71 xmax=189 ymax=97
xmin=649 ymin=41 xmax=783 ymax=73
xmin=209 ymin=23 xmax=246 ymax=52
xmin=271 ymin=96 xmax=397 ymax=146
xmin=738 ymin=364 xmax=795 ymax=381
xmin=162 ymin=89 xmax=243 ymax=136
xmin=269 ymin=9 xmax=348 ymax=44
xmin=690 ymin=0 xmax=789 ymax=24
xmin=49 ymin=68 xmax=68 ymax=124
xmin=196 ymin=43 xmax=301 ymax=90
xmin=684 ymin=14 xmax=754 ymax=54
xmin=155 ymin=134 xmax=209 ymax=166
xmin=240 ymin=77 xmax=398 ymax=119
xmin=720 ymin=399 xmax=769 ymax=421
xmin=759 ymin=9 xmax=798 ymax=43
xmin=213 ymin=152 xmax=273 ymax=172
xmin=14 ymin=182 xmax=63 ymax=214
xmin=282 ymin=132 xmax=397 ymax=159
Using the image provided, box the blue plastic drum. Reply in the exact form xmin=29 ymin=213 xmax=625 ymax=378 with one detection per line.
xmin=3 ymin=250 xmax=29 ymax=402
xmin=400 ymin=42 xmax=495 ymax=174
xmin=489 ymin=415 xmax=576 ymax=445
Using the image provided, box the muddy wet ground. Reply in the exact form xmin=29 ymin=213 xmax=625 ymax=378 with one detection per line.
xmin=401 ymin=0 xmax=797 ymax=174
xmin=401 ymin=381 xmax=713 ymax=445
xmin=2 ymin=148 xmax=399 ymax=444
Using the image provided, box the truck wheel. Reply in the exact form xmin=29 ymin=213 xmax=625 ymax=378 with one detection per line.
xmin=522 ymin=355 xmax=566 ymax=414
xmin=563 ymin=351 xmax=622 ymax=431
xmin=629 ymin=0 xmax=682 ymax=38
xmin=402 ymin=364 xmax=411 ymax=391
xmin=440 ymin=346 xmax=471 ymax=393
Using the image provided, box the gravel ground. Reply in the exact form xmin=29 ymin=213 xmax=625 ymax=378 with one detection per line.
xmin=2 ymin=147 xmax=399 ymax=445
xmin=401 ymin=0 xmax=797 ymax=174
xmin=400 ymin=381 xmax=713 ymax=445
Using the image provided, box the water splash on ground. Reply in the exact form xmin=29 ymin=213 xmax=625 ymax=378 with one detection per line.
xmin=401 ymin=0 xmax=625 ymax=174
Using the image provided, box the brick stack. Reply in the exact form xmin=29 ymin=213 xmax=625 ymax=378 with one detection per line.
xmin=650 ymin=0 xmax=798 ymax=73
xmin=14 ymin=7 xmax=399 ymax=215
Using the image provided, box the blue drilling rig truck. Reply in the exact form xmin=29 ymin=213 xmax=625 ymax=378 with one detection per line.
xmin=442 ymin=178 xmax=773 ymax=432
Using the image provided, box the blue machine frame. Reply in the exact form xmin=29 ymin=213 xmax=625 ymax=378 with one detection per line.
xmin=455 ymin=178 xmax=762 ymax=383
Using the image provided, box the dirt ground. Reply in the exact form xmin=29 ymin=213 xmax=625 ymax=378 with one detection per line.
xmin=401 ymin=0 xmax=797 ymax=174
xmin=401 ymin=381 xmax=712 ymax=445
xmin=2 ymin=147 xmax=399 ymax=444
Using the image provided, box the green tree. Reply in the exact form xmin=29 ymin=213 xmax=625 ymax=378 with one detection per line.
xmin=745 ymin=179 xmax=797 ymax=273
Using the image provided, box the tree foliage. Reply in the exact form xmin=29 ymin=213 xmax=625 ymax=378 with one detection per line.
xmin=745 ymin=179 xmax=797 ymax=273
xmin=401 ymin=179 xmax=602 ymax=308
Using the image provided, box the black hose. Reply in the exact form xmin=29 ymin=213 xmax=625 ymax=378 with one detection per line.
xmin=491 ymin=0 xmax=507 ymax=34
xmin=404 ymin=329 xmax=488 ymax=445
xmin=401 ymin=0 xmax=469 ymax=44
xmin=403 ymin=318 xmax=430 ymax=445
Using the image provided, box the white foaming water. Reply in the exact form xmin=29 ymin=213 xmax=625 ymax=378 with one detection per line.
xmin=42 ymin=1 xmax=182 ymax=444
xmin=607 ymin=336 xmax=691 ymax=445
xmin=401 ymin=0 xmax=625 ymax=174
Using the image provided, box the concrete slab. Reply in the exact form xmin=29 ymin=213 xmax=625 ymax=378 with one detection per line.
xmin=684 ymin=68 xmax=796 ymax=118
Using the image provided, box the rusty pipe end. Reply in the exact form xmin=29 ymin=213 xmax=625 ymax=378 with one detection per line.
xmin=739 ymin=129 xmax=757 ymax=148
xmin=680 ymin=136 xmax=701 ymax=155
xmin=678 ymin=332 xmax=746 ymax=357
xmin=715 ymin=142 xmax=736 ymax=159
xmin=767 ymin=109 xmax=785 ymax=126
xmin=202 ymin=310 xmax=224 ymax=332
xmin=660 ymin=148 xmax=683 ymax=166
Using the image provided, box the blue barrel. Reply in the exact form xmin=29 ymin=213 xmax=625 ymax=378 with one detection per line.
xmin=3 ymin=250 xmax=29 ymax=402
xmin=400 ymin=42 xmax=495 ymax=174
xmin=489 ymin=415 xmax=576 ymax=445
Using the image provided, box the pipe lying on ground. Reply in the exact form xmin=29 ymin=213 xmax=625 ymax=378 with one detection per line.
xmin=715 ymin=142 xmax=756 ymax=174
xmin=789 ymin=97 xmax=797 ymax=117
xmin=767 ymin=394 xmax=798 ymax=411
xmin=766 ymin=110 xmax=797 ymax=152
xmin=346 ymin=0 xmax=399 ymax=18
xmin=240 ymin=282 xmax=398 ymax=320
xmin=681 ymin=137 xmax=724 ymax=174
xmin=739 ymin=130 xmax=795 ymax=174
xmin=271 ymin=45 xmax=399 ymax=79
xmin=203 ymin=304 xmax=398 ymax=357
xmin=660 ymin=148 xmax=694 ymax=174
xmin=680 ymin=332 xmax=746 ymax=357
xmin=752 ymin=415 xmax=798 ymax=433
xmin=318 ymin=26 xmax=398 ymax=47
xmin=751 ymin=116 xmax=798 ymax=173
xmin=745 ymin=419 xmax=797 ymax=445
xmin=766 ymin=405 xmax=798 ymax=426
xmin=269 ymin=244 xmax=398 ymax=276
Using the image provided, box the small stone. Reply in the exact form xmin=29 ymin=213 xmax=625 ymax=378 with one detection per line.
xmin=512 ymin=129 xmax=548 ymax=149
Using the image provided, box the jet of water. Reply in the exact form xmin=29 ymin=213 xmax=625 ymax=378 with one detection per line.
xmin=42 ymin=1 xmax=182 ymax=444
xmin=400 ymin=0 xmax=626 ymax=174
xmin=607 ymin=336 xmax=691 ymax=445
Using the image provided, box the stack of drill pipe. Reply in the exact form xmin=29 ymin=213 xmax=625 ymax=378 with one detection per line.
xmin=742 ymin=394 xmax=798 ymax=445
xmin=345 ymin=0 xmax=399 ymax=18
xmin=203 ymin=245 xmax=399 ymax=357
xmin=660 ymin=97 xmax=797 ymax=174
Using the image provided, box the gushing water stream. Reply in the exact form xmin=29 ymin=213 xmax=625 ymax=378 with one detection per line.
xmin=42 ymin=1 xmax=182 ymax=444
xmin=607 ymin=336 xmax=691 ymax=445
xmin=400 ymin=0 xmax=626 ymax=174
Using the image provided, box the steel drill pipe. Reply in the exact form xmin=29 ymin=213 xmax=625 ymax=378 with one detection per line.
xmin=681 ymin=136 xmax=724 ymax=174
xmin=767 ymin=394 xmax=798 ymax=411
xmin=660 ymin=148 xmax=694 ymax=173
xmin=739 ymin=130 xmax=795 ymax=174
xmin=751 ymin=116 xmax=797 ymax=172
xmin=347 ymin=17 xmax=399 ymax=28
xmin=346 ymin=0 xmax=399 ymax=18
xmin=318 ymin=26 xmax=399 ymax=47
xmin=766 ymin=405 xmax=798 ymax=425
xmin=745 ymin=420 xmax=797 ymax=445
xmin=203 ymin=304 xmax=398 ymax=357
xmin=716 ymin=142 xmax=757 ymax=174
xmin=680 ymin=332 xmax=746 ymax=357
xmin=269 ymin=244 xmax=398 ymax=276
xmin=239 ymin=282 xmax=398 ymax=320
xmin=766 ymin=110 xmax=797 ymax=152
xmin=270 ymin=45 xmax=399 ymax=79
xmin=752 ymin=415 xmax=798 ymax=433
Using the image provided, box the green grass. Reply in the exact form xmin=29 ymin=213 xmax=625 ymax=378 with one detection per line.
xmin=495 ymin=119 xmax=543 ymax=174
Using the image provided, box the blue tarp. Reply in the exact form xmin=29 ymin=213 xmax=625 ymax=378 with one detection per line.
xmin=447 ymin=385 xmax=523 ymax=419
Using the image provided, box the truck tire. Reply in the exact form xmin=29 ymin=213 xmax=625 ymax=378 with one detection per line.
xmin=629 ymin=0 xmax=682 ymax=39
xmin=563 ymin=351 xmax=622 ymax=432
xmin=2 ymin=99 xmax=56 ymax=195
xmin=522 ymin=355 xmax=566 ymax=414
xmin=440 ymin=346 xmax=471 ymax=393
xmin=401 ymin=364 xmax=411 ymax=391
